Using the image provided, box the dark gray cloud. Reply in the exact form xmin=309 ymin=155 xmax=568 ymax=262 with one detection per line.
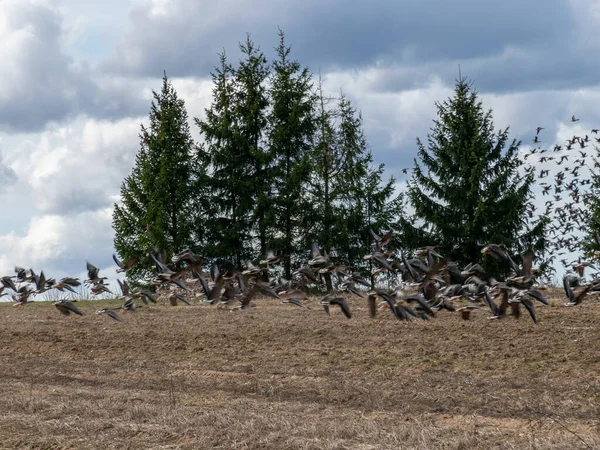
xmin=0 ymin=1 xmax=148 ymax=133
xmin=101 ymin=0 xmax=585 ymax=94
xmin=38 ymin=185 xmax=113 ymax=216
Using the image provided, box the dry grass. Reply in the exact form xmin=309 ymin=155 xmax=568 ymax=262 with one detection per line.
xmin=1 ymin=290 xmax=599 ymax=449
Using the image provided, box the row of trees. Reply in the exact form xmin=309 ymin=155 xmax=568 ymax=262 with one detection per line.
xmin=113 ymin=30 xmax=549 ymax=285
xmin=113 ymin=32 xmax=401 ymax=282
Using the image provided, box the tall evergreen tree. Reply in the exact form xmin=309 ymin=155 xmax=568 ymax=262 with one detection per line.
xmin=344 ymin=155 xmax=402 ymax=278
xmin=307 ymin=80 xmax=339 ymax=259
xmin=268 ymin=29 xmax=316 ymax=277
xmin=113 ymin=74 xmax=199 ymax=282
xmin=310 ymin=89 xmax=401 ymax=283
xmin=234 ymin=35 xmax=271 ymax=258
xmin=197 ymin=52 xmax=255 ymax=268
xmin=399 ymin=77 xmax=544 ymax=269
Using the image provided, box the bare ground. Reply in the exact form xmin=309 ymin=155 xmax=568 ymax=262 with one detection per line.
xmin=1 ymin=291 xmax=599 ymax=449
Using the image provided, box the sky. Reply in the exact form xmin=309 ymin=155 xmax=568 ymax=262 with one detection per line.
xmin=1 ymin=0 xmax=599 ymax=284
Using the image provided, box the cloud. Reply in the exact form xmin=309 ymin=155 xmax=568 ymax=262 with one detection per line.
xmin=0 ymin=74 xmax=212 ymax=279
xmin=0 ymin=1 xmax=149 ymax=132
xmin=4 ymin=116 xmax=142 ymax=215
xmin=100 ymin=0 xmax=589 ymax=95
xmin=0 ymin=0 xmax=94 ymax=131
xmin=0 ymin=208 xmax=115 ymax=278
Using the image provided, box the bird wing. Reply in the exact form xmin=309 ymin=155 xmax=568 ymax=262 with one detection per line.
xmin=284 ymin=298 xmax=307 ymax=308
xmin=401 ymin=252 xmax=419 ymax=281
xmin=63 ymin=301 xmax=83 ymax=316
xmin=483 ymin=289 xmax=500 ymax=316
xmin=301 ymin=267 xmax=320 ymax=283
xmin=520 ymin=298 xmax=537 ymax=323
xmin=63 ymin=284 xmax=77 ymax=294
xmin=208 ymin=278 xmax=225 ymax=304
xmin=525 ymin=289 xmax=548 ymax=305
xmin=106 ymin=309 xmax=123 ymax=322
xmin=236 ymin=273 xmax=248 ymax=295
xmin=170 ymin=278 xmax=190 ymax=291
xmin=394 ymin=305 xmax=411 ymax=321
xmin=112 ymin=253 xmax=123 ymax=268
xmin=86 ymin=261 xmax=99 ymax=279
xmin=118 ymin=279 xmax=130 ymax=296
xmin=256 ymin=282 xmax=280 ymax=299
xmin=138 ymin=290 xmax=157 ymax=304
xmin=351 ymin=272 xmax=371 ymax=287
xmin=37 ymin=271 xmax=46 ymax=291
xmin=193 ymin=270 xmax=211 ymax=298
xmin=176 ymin=294 xmax=191 ymax=306
xmin=369 ymin=228 xmax=381 ymax=242
xmin=563 ymin=276 xmax=575 ymax=303
xmin=210 ymin=264 xmax=220 ymax=282
xmin=150 ymin=253 xmax=169 ymax=273
xmin=406 ymin=293 xmax=434 ymax=316
xmin=1 ymin=276 xmax=17 ymax=292
xmin=344 ymin=282 xmax=365 ymax=298
xmin=373 ymin=254 xmax=393 ymax=271
xmin=330 ymin=297 xmax=351 ymax=318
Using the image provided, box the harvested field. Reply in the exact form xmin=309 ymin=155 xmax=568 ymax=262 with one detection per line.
xmin=1 ymin=291 xmax=599 ymax=449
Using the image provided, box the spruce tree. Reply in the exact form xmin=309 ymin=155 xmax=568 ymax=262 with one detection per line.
xmin=345 ymin=155 xmax=402 ymax=279
xmin=234 ymin=35 xmax=271 ymax=258
xmin=113 ymin=74 xmax=199 ymax=283
xmin=307 ymin=80 xmax=339 ymax=259
xmin=197 ymin=52 xmax=256 ymax=268
xmin=310 ymin=89 xmax=401 ymax=282
xmin=399 ymin=77 xmax=544 ymax=268
xmin=268 ymin=29 xmax=316 ymax=277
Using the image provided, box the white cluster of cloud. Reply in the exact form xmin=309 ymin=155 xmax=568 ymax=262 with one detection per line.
xmin=0 ymin=115 xmax=142 ymax=275
xmin=1 ymin=0 xmax=599 ymax=283
xmin=0 ymin=209 xmax=113 ymax=278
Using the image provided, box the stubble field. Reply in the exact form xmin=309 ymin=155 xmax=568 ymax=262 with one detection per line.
xmin=0 ymin=290 xmax=599 ymax=449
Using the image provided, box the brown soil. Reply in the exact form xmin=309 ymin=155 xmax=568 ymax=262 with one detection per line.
xmin=1 ymin=290 xmax=599 ymax=449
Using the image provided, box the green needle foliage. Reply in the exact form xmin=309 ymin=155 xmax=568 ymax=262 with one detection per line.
xmin=113 ymin=74 xmax=200 ymax=283
xmin=399 ymin=77 xmax=546 ymax=271
xmin=234 ymin=35 xmax=271 ymax=260
xmin=268 ymin=29 xmax=316 ymax=277
xmin=309 ymin=84 xmax=401 ymax=284
xmin=196 ymin=51 xmax=258 ymax=269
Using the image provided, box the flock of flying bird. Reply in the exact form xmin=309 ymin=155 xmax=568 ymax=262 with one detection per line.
xmin=530 ymin=121 xmax=600 ymax=257
xmin=2 ymin=227 xmax=600 ymax=324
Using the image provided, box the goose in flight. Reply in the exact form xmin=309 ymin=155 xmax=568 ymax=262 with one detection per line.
xmin=54 ymin=300 xmax=83 ymax=317
xmin=113 ymin=254 xmax=137 ymax=273
xmin=319 ymin=294 xmax=351 ymax=318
